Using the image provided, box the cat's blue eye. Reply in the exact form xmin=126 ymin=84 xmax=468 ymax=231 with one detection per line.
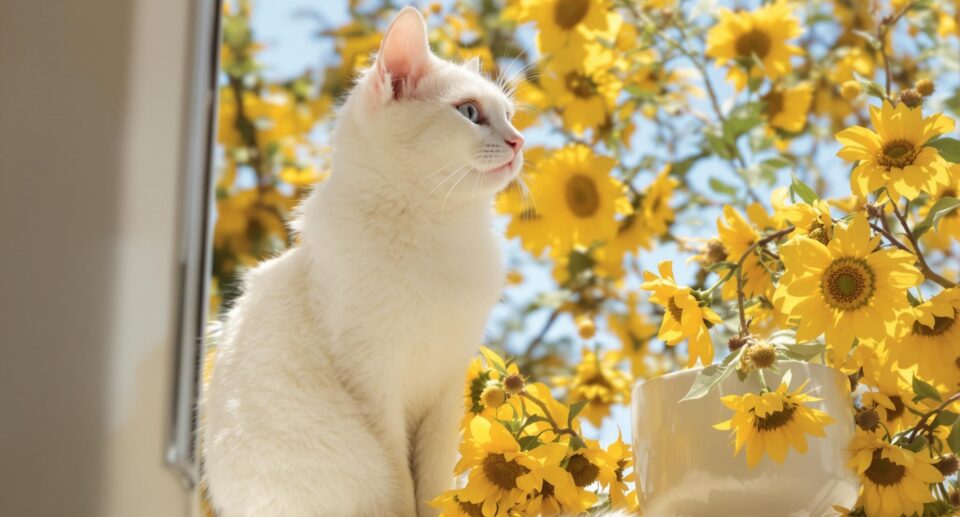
xmin=457 ymin=102 xmax=481 ymax=124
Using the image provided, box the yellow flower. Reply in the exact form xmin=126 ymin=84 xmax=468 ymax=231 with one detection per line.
xmin=463 ymin=347 xmax=522 ymax=428
xmin=777 ymin=199 xmax=834 ymax=245
xmin=596 ymin=165 xmax=678 ymax=278
xmin=705 ymin=1 xmax=803 ymax=90
xmin=516 ymin=443 xmax=596 ymax=516
xmin=764 ymin=83 xmax=813 ymax=133
xmin=774 ymin=213 xmax=923 ymax=363
xmin=714 ymin=376 xmax=834 ymax=468
xmin=520 ymin=0 xmax=621 ymax=69
xmin=848 ymin=430 xmax=943 ymax=517
xmin=836 ymin=101 xmax=955 ymax=200
xmin=540 ymin=45 xmax=622 ymax=135
xmin=602 ymin=433 xmax=639 ymax=512
xmin=279 ymin=166 xmax=329 ymax=187
xmin=553 ymin=348 xmax=631 ymax=426
xmin=890 ymin=288 xmax=960 ymax=389
xmin=717 ymin=204 xmax=779 ymax=300
xmin=456 ymin=416 xmax=541 ymax=516
xmin=527 ymin=145 xmax=631 ymax=257
xmin=608 ymin=292 xmax=657 ymax=377
xmin=641 ymin=260 xmax=723 ymax=367
xmin=430 ymin=490 xmax=487 ymax=517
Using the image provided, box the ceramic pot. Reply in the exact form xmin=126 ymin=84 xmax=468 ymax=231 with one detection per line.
xmin=631 ymin=361 xmax=858 ymax=517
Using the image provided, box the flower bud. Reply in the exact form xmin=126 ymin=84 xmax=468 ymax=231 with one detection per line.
xmin=855 ymin=407 xmax=880 ymax=432
xmin=502 ymin=374 xmax=525 ymax=395
xmin=577 ymin=316 xmax=596 ymax=339
xmin=840 ymin=81 xmax=862 ymax=101
xmin=480 ymin=383 xmax=506 ymax=409
xmin=744 ymin=342 xmax=777 ymax=370
xmin=898 ymin=89 xmax=923 ymax=108
xmin=728 ymin=334 xmax=750 ymax=352
xmin=506 ymin=270 xmax=524 ymax=285
xmin=915 ymin=79 xmax=935 ymax=97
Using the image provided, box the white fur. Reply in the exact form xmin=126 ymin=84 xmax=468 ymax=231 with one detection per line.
xmin=203 ymin=7 xmax=523 ymax=517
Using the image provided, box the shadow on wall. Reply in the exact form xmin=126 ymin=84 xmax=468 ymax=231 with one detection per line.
xmin=0 ymin=0 xmax=131 ymax=515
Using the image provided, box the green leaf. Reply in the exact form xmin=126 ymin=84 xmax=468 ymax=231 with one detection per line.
xmin=709 ymin=177 xmax=739 ymax=197
xmin=933 ymin=410 xmax=959 ymax=428
xmin=900 ymin=434 xmax=928 ymax=453
xmin=859 ymin=79 xmax=887 ymax=101
xmin=569 ymin=434 xmax=587 ymax=451
xmin=790 ymin=173 xmax=820 ymax=204
xmin=518 ymin=435 xmax=542 ymax=451
xmin=928 ymin=137 xmax=960 ymax=163
xmin=722 ymin=114 xmax=764 ymax=144
xmin=567 ymin=400 xmax=587 ymax=426
xmin=705 ymin=132 xmax=734 ymax=159
xmin=913 ymin=197 xmax=960 ymax=237
xmin=912 ymin=375 xmax=942 ymax=402
xmin=780 ymin=343 xmax=826 ymax=361
xmin=947 ymin=420 xmax=960 ymax=454
xmin=681 ymin=352 xmax=741 ymax=401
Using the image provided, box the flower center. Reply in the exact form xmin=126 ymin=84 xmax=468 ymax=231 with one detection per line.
xmin=877 ymin=139 xmax=919 ymax=169
xmin=886 ymin=395 xmax=905 ymax=421
xmin=566 ymin=454 xmax=599 ymax=487
xmin=753 ymin=403 xmax=796 ymax=431
xmin=540 ymin=481 xmax=556 ymax=497
xmin=734 ymin=29 xmax=772 ymax=59
xmin=764 ymin=90 xmax=784 ymax=119
xmin=553 ymin=0 xmax=590 ymax=30
xmin=457 ymin=498 xmax=484 ymax=517
xmin=912 ymin=310 xmax=957 ymax=337
xmin=864 ymin=450 xmax=907 ymax=486
xmin=482 ymin=453 xmax=529 ymax=490
xmin=821 ymin=257 xmax=876 ymax=310
xmin=563 ymin=71 xmax=594 ymax=99
xmin=565 ymin=174 xmax=601 ymax=217
xmin=584 ymin=372 xmax=613 ymax=390
xmin=667 ymin=298 xmax=684 ymax=322
xmin=807 ymin=222 xmax=830 ymax=245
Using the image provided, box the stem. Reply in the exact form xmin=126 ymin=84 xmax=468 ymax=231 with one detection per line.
xmin=891 ymin=201 xmax=957 ymax=288
xmin=735 ymin=227 xmax=796 ymax=336
xmin=876 ymin=1 xmax=917 ymax=99
xmin=519 ymin=308 xmax=561 ymax=370
xmin=906 ymin=392 xmax=960 ymax=443
xmin=519 ymin=392 xmax=578 ymax=438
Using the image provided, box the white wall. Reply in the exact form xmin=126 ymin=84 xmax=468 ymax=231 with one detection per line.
xmin=0 ymin=0 xmax=200 ymax=515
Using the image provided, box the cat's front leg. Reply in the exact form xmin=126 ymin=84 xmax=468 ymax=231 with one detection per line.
xmin=411 ymin=388 xmax=462 ymax=517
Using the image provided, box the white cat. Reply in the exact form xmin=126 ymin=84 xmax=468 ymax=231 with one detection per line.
xmin=203 ymin=7 xmax=524 ymax=517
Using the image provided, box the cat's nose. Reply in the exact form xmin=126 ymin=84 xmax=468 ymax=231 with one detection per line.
xmin=505 ymin=134 xmax=524 ymax=152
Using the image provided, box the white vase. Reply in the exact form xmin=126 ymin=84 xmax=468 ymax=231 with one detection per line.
xmin=631 ymin=361 xmax=858 ymax=517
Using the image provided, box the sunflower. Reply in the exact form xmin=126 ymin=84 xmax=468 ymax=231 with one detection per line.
xmin=516 ymin=443 xmax=596 ymax=516
xmin=848 ymin=430 xmax=943 ymax=517
xmin=456 ymin=416 xmax=541 ymax=516
xmin=608 ymin=292 xmax=657 ymax=377
xmin=520 ymin=0 xmax=621 ymax=69
xmin=601 ymin=433 xmax=639 ymax=512
xmin=774 ymin=213 xmax=923 ymax=363
xmin=462 ymin=347 xmax=523 ymax=429
xmin=857 ymin=346 xmax=922 ymax=432
xmin=764 ymin=82 xmax=813 ymax=133
xmin=596 ymin=165 xmax=678 ymax=279
xmin=540 ymin=45 xmax=622 ymax=135
xmin=714 ymin=375 xmax=835 ymax=468
xmin=889 ymin=288 xmax=960 ymax=389
xmin=641 ymin=260 xmax=723 ymax=367
xmin=836 ymin=101 xmax=955 ymax=200
xmin=498 ymin=148 xmax=551 ymax=256
xmin=529 ymin=144 xmax=631 ymax=257
xmin=553 ymin=348 xmax=631 ymax=427
xmin=430 ymin=490 xmax=488 ymax=517
xmin=705 ymin=0 xmax=803 ymax=91
xmin=717 ymin=204 xmax=779 ymax=300
xmin=777 ymin=199 xmax=834 ymax=245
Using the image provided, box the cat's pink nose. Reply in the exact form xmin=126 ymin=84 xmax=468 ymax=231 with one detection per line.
xmin=505 ymin=134 xmax=524 ymax=152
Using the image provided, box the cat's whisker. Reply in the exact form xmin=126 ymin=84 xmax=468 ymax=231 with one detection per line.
xmin=428 ymin=165 xmax=469 ymax=197
xmin=441 ymin=166 xmax=474 ymax=211
xmin=421 ymin=158 xmax=466 ymax=185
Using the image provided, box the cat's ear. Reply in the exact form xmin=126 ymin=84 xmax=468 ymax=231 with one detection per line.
xmin=463 ymin=57 xmax=481 ymax=75
xmin=375 ymin=7 xmax=432 ymax=100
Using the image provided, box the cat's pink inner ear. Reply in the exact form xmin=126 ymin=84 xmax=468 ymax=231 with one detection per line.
xmin=377 ymin=7 xmax=432 ymax=99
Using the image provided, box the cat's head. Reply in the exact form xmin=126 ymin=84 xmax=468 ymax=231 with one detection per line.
xmin=334 ymin=7 xmax=524 ymax=207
